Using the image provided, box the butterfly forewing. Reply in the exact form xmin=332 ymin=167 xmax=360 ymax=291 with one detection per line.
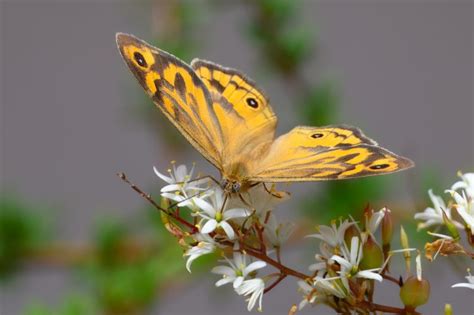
xmin=191 ymin=59 xmax=277 ymax=173
xmin=116 ymin=33 xmax=224 ymax=169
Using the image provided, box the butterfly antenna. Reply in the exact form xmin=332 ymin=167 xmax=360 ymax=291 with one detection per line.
xmin=166 ymin=188 xmax=213 ymax=210
xmin=174 ymin=175 xmax=221 ymax=188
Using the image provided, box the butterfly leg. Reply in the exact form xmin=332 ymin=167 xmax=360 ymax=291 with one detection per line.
xmin=263 ymin=182 xmax=287 ymax=199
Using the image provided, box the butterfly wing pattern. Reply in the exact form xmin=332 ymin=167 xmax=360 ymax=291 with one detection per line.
xmin=116 ymin=33 xmax=413 ymax=188
xmin=116 ymin=33 xmax=224 ymax=170
xmin=191 ymin=59 xmax=278 ymax=176
xmin=249 ymin=126 xmax=414 ymax=181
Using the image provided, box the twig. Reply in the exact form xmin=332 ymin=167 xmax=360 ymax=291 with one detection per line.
xmin=117 ymin=172 xmax=198 ymax=233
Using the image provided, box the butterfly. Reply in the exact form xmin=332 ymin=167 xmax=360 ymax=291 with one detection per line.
xmin=116 ymin=33 xmax=413 ymax=194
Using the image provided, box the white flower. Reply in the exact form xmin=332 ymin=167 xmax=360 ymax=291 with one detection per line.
xmin=451 ymin=172 xmax=474 ymax=198
xmin=330 ymin=237 xmax=383 ymax=283
xmin=195 ymin=187 xmax=250 ymax=239
xmin=297 ymin=280 xmax=317 ymax=310
xmin=452 ymin=269 xmax=474 ymax=290
xmin=447 ymin=189 xmax=474 ymax=234
xmin=313 ymin=276 xmax=347 ymax=299
xmin=414 ymin=189 xmax=462 ymax=230
xmin=308 ymin=252 xmax=327 ymax=274
xmin=184 ymin=233 xmax=216 ymax=272
xmin=366 ymin=208 xmax=386 ymax=234
xmin=155 ymin=163 xmax=209 ymax=208
xmin=235 ymin=278 xmax=265 ymax=312
xmin=263 ymin=213 xmax=294 ymax=248
xmin=307 ymin=220 xmax=354 ymax=248
xmin=211 ymin=248 xmax=267 ymax=289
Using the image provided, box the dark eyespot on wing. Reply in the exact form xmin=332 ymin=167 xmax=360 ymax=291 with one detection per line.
xmin=311 ymin=133 xmax=324 ymax=139
xmin=133 ymin=51 xmax=147 ymax=67
xmin=370 ymin=163 xmax=390 ymax=170
xmin=246 ymin=97 xmax=259 ymax=108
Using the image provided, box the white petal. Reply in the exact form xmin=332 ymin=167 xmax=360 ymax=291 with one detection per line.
xmin=219 ymin=221 xmax=235 ymax=240
xmin=298 ymin=299 xmax=308 ymax=310
xmin=429 ymin=189 xmax=446 ymax=213
xmin=153 ymin=166 xmax=173 ymax=183
xmin=223 ymin=208 xmax=250 ymax=220
xmin=297 ymin=280 xmax=313 ymax=293
xmin=161 ymin=184 xmax=181 ymax=193
xmin=244 ymin=261 xmax=267 ymax=275
xmin=185 ymin=255 xmax=198 ymax=273
xmin=369 ymin=210 xmax=385 ymax=233
xmin=357 ymin=270 xmax=383 ymax=282
xmin=212 ymin=265 xmax=235 ymax=276
xmin=456 ymin=206 xmax=474 ymax=231
xmin=233 ymin=249 xmax=245 ymax=268
xmin=233 ymin=276 xmax=244 ymax=289
xmin=194 ymin=198 xmax=216 ymax=216
xmin=161 ymin=193 xmax=185 ymax=204
xmin=309 ymin=262 xmax=326 ymax=272
xmin=451 ymin=283 xmax=474 ymax=290
xmin=350 ymin=237 xmax=360 ymax=265
xmin=201 ymin=220 xmax=218 ymax=234
xmin=175 ymin=164 xmax=188 ymax=181
xmin=216 ymin=277 xmax=235 ymax=287
xmin=318 ymin=226 xmax=336 ymax=243
xmin=330 ymin=255 xmax=352 ymax=270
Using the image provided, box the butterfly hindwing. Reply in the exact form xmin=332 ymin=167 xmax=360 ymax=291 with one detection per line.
xmin=250 ymin=125 xmax=413 ymax=181
xmin=116 ymin=33 xmax=224 ymax=168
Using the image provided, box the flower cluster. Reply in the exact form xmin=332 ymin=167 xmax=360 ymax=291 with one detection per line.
xmin=298 ymin=208 xmax=426 ymax=313
xmin=414 ymin=172 xmax=474 ymax=290
xmin=126 ymin=163 xmax=474 ymax=313
xmin=155 ymin=163 xmax=293 ymax=311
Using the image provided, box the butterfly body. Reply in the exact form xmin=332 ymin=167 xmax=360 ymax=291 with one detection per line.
xmin=116 ymin=33 xmax=413 ymax=192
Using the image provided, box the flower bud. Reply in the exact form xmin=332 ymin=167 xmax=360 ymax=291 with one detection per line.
xmin=400 ymin=275 xmax=430 ymax=309
xmin=344 ymin=224 xmax=360 ymax=247
xmin=442 ymin=210 xmax=460 ymax=240
xmin=359 ymin=236 xmax=384 ymax=270
xmin=381 ymin=208 xmax=393 ymax=247
xmin=444 ymin=304 xmax=453 ymax=315
xmin=400 ymin=226 xmax=411 ymax=272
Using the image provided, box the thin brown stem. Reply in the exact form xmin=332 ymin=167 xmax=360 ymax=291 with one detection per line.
xmin=382 ymin=273 xmax=403 ymax=286
xmin=264 ymin=273 xmax=287 ymax=294
xmin=359 ymin=301 xmax=421 ymax=315
xmin=117 ymin=172 xmax=198 ymax=233
xmin=242 ymin=245 xmax=310 ymax=280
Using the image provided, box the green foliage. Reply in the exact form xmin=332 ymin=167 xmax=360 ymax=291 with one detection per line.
xmin=300 ymin=81 xmax=340 ymax=126
xmin=84 ymin=213 xmax=188 ymax=313
xmin=302 ymin=177 xmax=389 ymax=224
xmin=0 ymin=196 xmax=44 ymax=279
xmin=247 ymin=0 xmax=311 ymax=74
xmin=94 ymin=259 xmax=161 ymax=313
xmin=94 ymin=218 xmax=128 ymax=266
xmin=23 ymin=295 xmax=98 ymax=315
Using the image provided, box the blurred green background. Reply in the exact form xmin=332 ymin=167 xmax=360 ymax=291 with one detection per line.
xmin=1 ymin=1 xmax=472 ymax=314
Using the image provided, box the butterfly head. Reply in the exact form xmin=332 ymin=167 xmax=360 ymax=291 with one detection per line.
xmin=222 ymin=178 xmax=243 ymax=194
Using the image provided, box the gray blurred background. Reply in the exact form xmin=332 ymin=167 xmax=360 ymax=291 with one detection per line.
xmin=1 ymin=0 xmax=473 ymax=314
